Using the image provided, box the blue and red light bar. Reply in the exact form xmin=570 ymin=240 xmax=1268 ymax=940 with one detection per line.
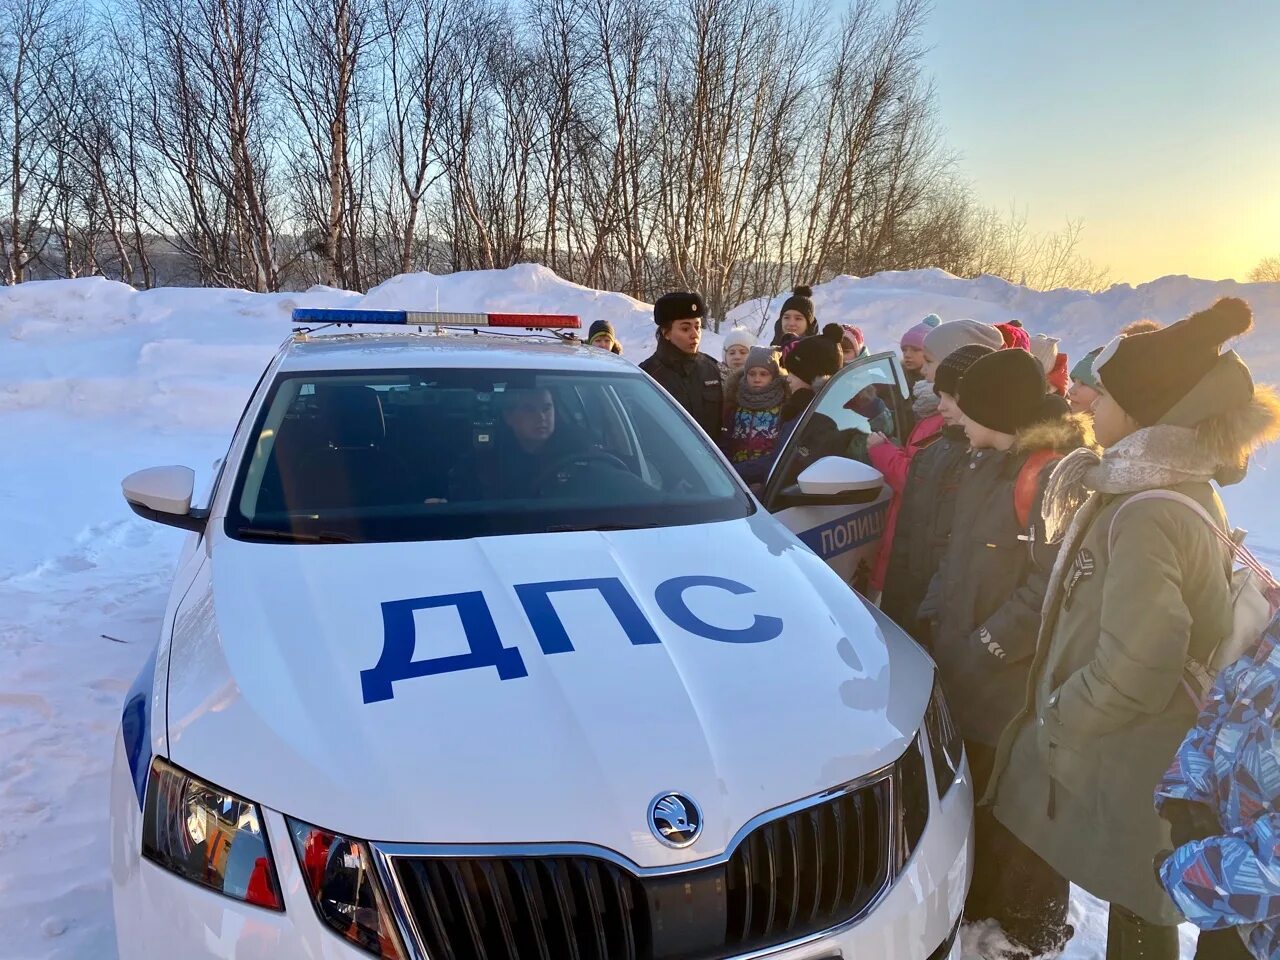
xmin=291 ymin=307 xmax=580 ymax=329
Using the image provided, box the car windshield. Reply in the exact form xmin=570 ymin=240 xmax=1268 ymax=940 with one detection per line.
xmin=226 ymin=367 xmax=753 ymax=543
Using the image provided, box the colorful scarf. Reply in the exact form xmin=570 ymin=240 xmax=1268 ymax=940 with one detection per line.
xmin=737 ymin=376 xmax=787 ymax=412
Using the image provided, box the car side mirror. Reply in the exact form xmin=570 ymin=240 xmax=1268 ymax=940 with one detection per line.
xmin=122 ymin=466 xmax=208 ymax=533
xmin=772 ymin=456 xmax=885 ymax=509
xmin=797 ymin=456 xmax=885 ymax=496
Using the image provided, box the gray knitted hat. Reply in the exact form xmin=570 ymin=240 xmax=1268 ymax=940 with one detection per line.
xmin=923 ymin=319 xmax=1004 ymax=362
xmin=744 ymin=345 xmax=781 ymax=376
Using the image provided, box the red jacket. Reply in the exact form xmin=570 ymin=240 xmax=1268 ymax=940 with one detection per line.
xmin=867 ymin=411 xmax=945 ymax=593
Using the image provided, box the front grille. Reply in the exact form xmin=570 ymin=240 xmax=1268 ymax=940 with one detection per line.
xmin=720 ymin=775 xmax=891 ymax=952
xmin=390 ymin=738 xmax=926 ymax=960
xmin=395 ymin=856 xmax=647 ymax=960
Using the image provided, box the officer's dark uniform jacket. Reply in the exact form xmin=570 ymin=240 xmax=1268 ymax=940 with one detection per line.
xmin=640 ymin=337 xmax=724 ymax=440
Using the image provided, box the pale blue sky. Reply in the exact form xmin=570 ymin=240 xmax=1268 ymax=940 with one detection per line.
xmin=920 ymin=1 xmax=1280 ymax=283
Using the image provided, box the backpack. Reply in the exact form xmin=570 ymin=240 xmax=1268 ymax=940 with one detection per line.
xmin=1014 ymin=448 xmax=1061 ymax=530
xmin=1107 ymin=489 xmax=1280 ymax=708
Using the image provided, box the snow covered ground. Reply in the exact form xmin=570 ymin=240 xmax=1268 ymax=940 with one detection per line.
xmin=1 ymin=265 xmax=1277 ymax=959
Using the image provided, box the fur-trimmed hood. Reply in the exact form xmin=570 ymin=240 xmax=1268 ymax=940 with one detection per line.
xmin=1195 ymin=385 xmax=1280 ymax=485
xmin=1014 ymin=412 xmax=1098 ymax=457
xmin=1158 ymin=351 xmax=1280 ymax=485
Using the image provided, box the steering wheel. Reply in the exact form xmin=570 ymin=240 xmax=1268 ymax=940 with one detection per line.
xmin=537 ymin=450 xmax=632 ymax=486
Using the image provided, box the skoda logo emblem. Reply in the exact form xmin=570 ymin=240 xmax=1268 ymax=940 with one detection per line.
xmin=648 ymin=792 xmax=702 ymax=848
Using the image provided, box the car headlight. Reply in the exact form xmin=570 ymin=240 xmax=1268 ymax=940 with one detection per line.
xmin=287 ymin=818 xmax=406 ymax=959
xmin=141 ymin=757 xmax=283 ymax=910
xmin=924 ymin=674 xmax=964 ymax=799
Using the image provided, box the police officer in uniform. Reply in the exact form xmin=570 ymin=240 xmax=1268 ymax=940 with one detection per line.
xmin=640 ymin=291 xmax=724 ymax=441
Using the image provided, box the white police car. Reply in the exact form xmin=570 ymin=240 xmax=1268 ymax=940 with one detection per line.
xmin=110 ymin=308 xmax=972 ymax=960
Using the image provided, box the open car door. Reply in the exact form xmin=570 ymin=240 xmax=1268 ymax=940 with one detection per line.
xmin=763 ymin=351 xmax=910 ymax=595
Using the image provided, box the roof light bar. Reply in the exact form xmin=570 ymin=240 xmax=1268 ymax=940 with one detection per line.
xmin=291 ymin=307 xmax=580 ymax=329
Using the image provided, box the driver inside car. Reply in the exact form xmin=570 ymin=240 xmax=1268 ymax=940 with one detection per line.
xmin=448 ymin=387 xmax=593 ymax=501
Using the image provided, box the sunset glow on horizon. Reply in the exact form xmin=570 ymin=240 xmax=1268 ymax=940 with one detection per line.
xmin=923 ymin=0 xmax=1280 ymax=285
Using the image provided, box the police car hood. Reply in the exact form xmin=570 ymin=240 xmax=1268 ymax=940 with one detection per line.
xmin=166 ymin=514 xmax=933 ymax=868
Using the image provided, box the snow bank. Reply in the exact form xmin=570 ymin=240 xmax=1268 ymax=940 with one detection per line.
xmin=2 ymin=264 xmax=1278 ymax=958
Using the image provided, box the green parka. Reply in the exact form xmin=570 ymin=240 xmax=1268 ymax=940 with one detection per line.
xmin=984 ymin=354 xmax=1280 ymax=924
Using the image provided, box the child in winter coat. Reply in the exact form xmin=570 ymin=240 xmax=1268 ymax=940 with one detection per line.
xmin=720 ymin=326 xmax=755 ymax=384
xmin=737 ymin=325 xmax=845 ymax=486
xmin=985 ymin=299 xmax=1280 ymax=960
xmin=931 ymin=347 xmax=1093 ymax=955
xmin=770 ymin=285 xmax=818 ymax=345
xmin=899 ymin=314 xmax=941 ymax=390
xmin=1068 ymin=346 xmax=1104 ymax=415
xmin=865 ymin=319 xmax=1004 ymax=601
xmin=880 ymin=343 xmax=993 ymax=642
xmin=840 ymin=325 xmax=868 ymax=362
xmin=1156 ymin=613 xmax=1280 ymax=960
xmin=723 ymin=346 xmax=788 ymax=466
xmin=587 ymin=319 xmax=623 ymax=354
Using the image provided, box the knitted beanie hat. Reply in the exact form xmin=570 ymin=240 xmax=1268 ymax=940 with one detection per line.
xmin=773 ymin=285 xmax=818 ymax=343
xmin=780 ymin=285 xmax=815 ymax=323
xmin=933 ymin=344 xmax=995 ymax=398
xmin=744 ymin=345 xmax=781 ymax=377
xmin=1071 ymin=346 xmax=1104 ymax=389
xmin=654 ymin=291 xmax=705 ymax=327
xmin=1096 ymin=298 xmax=1253 ymax=426
xmin=924 ymin=319 xmax=1004 ymax=362
xmin=587 ymin=319 xmax=622 ymax=354
xmin=1029 ymin=334 xmax=1060 ymax=373
xmin=996 ymin=322 xmax=1032 ymax=352
xmin=958 ymin=348 xmax=1051 ymax=435
xmin=900 ymin=314 xmax=941 ymax=350
xmin=781 ymin=324 xmax=844 ymax=384
xmin=721 ymin=326 xmax=756 ymax=358
xmin=841 ymin=325 xmax=866 ymax=357
xmin=588 ymin=319 xmax=617 ymax=342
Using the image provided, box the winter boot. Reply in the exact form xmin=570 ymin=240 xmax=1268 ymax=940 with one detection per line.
xmin=1105 ymin=904 xmax=1179 ymax=960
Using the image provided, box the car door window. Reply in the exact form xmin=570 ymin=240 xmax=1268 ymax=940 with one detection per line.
xmin=763 ymin=352 xmax=908 ymax=507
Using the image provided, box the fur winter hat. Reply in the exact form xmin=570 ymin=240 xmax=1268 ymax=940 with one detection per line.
xmin=773 ymin=285 xmax=818 ymax=342
xmin=933 ymin=343 xmax=995 ymax=398
xmin=958 ymin=348 xmax=1052 ymax=435
xmin=901 ymin=314 xmax=941 ymax=350
xmin=996 ymin=322 xmax=1032 ymax=352
xmin=1096 ymin=298 xmax=1253 ymax=427
xmin=923 ymin=319 xmax=1003 ymax=362
xmin=782 ymin=324 xmax=844 ymax=384
xmin=654 ymin=291 xmax=705 ymax=327
xmin=745 ymin=345 xmax=781 ymax=377
xmin=721 ymin=326 xmax=756 ymax=358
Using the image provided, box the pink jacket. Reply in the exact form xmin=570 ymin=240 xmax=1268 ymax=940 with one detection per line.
xmin=867 ymin=412 xmax=945 ymax=593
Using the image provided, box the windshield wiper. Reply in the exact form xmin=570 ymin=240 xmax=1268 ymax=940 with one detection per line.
xmin=235 ymin=527 xmax=357 ymax=544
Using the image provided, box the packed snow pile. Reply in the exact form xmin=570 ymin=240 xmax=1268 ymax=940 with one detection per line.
xmin=1 ymin=264 xmax=1277 ymax=959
